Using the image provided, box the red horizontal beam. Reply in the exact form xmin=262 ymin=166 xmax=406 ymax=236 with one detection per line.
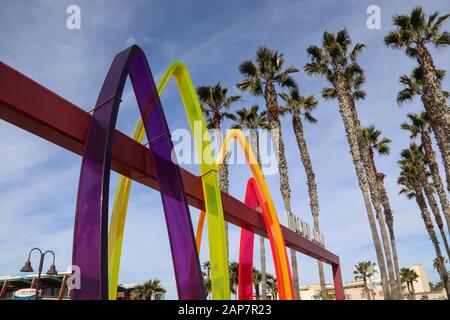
xmin=0 ymin=61 xmax=340 ymax=266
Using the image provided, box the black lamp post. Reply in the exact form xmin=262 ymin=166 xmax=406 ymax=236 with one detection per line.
xmin=20 ymin=248 xmax=58 ymax=299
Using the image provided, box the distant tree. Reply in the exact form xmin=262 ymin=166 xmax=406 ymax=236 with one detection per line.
xmin=131 ymin=279 xmax=166 ymax=300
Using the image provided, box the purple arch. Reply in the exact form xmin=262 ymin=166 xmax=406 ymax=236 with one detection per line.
xmin=71 ymin=45 xmax=204 ymax=300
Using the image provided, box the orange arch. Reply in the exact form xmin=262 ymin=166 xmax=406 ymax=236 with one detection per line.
xmin=196 ymin=129 xmax=294 ymax=300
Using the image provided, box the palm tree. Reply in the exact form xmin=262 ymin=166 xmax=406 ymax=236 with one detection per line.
xmin=402 ymin=112 xmax=450 ymax=234
xmin=305 ymin=29 xmax=392 ymax=299
xmin=131 ymin=279 xmax=166 ymax=300
xmin=197 ymin=83 xmax=240 ymax=252
xmin=266 ymin=273 xmax=278 ymax=300
xmin=237 ymin=47 xmax=300 ymax=299
xmin=229 ymin=261 xmax=239 ymax=299
xmin=433 ymin=257 xmax=449 ymax=281
xmin=386 ymin=6 xmax=450 ymax=183
xmin=202 ymin=261 xmax=212 ymax=299
xmin=353 ymin=261 xmax=377 ymax=300
xmin=202 ymin=261 xmax=211 ymax=280
xmin=252 ymin=268 xmax=262 ymax=300
xmin=397 ymin=67 xmax=450 ymax=195
xmin=400 ymin=144 xmax=450 ymax=260
xmin=232 ymin=104 xmax=269 ymax=299
xmin=279 ymin=88 xmax=327 ymax=300
xmin=398 ymin=146 xmax=450 ymax=299
xmin=361 ymin=126 xmax=402 ymax=295
xmin=203 ymin=278 xmax=212 ymax=299
xmin=400 ymin=268 xmax=419 ymax=299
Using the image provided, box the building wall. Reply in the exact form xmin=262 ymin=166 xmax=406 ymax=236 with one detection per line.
xmin=409 ymin=265 xmax=430 ymax=293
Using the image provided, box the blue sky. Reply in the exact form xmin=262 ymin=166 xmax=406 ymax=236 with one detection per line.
xmin=0 ymin=0 xmax=449 ymax=299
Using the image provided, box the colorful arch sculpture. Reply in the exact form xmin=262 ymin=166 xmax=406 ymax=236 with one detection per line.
xmin=72 ymin=46 xmax=205 ymax=300
xmin=107 ymin=61 xmax=230 ymax=300
xmin=196 ymin=129 xmax=295 ymax=300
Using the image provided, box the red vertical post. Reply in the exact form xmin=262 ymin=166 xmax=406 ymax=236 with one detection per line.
xmin=333 ymin=263 xmax=345 ymax=300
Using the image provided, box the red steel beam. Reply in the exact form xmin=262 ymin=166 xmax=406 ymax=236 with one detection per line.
xmin=0 ymin=61 xmax=340 ymax=266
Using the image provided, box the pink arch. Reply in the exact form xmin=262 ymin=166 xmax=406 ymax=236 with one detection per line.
xmin=238 ymin=177 xmax=293 ymax=300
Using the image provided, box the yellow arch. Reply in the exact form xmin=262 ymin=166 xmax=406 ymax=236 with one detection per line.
xmin=196 ymin=129 xmax=295 ymax=299
xmin=108 ymin=62 xmax=229 ymax=300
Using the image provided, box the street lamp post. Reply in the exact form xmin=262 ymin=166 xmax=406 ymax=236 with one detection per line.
xmin=20 ymin=248 xmax=58 ymax=299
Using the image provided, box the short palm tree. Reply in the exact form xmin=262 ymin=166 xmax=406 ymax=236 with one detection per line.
xmin=232 ymin=104 xmax=269 ymax=299
xmin=402 ymin=112 xmax=450 ymax=234
xmin=305 ymin=29 xmax=393 ymax=299
xmin=398 ymin=146 xmax=450 ymax=299
xmin=385 ymin=6 xmax=450 ymax=172
xmin=131 ymin=279 xmax=166 ymax=300
xmin=361 ymin=126 xmax=402 ymax=294
xmin=279 ymin=88 xmax=327 ymax=300
xmin=237 ymin=47 xmax=300 ymax=298
xmin=397 ymin=67 xmax=450 ymax=195
xmin=353 ymin=261 xmax=377 ymax=300
xmin=197 ymin=82 xmax=240 ymax=252
xmin=400 ymin=268 xmax=419 ymax=299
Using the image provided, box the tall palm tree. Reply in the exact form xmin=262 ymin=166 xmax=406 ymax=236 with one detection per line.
xmin=401 ymin=113 xmax=450 ymax=235
xmin=397 ymin=67 xmax=450 ymax=194
xmin=252 ymin=268 xmax=262 ymax=300
xmin=400 ymin=144 xmax=450 ymax=260
xmin=197 ymin=83 xmax=240 ymax=252
xmin=237 ymin=47 xmax=300 ymax=299
xmin=305 ymin=29 xmax=392 ymax=299
xmin=400 ymin=268 xmax=419 ymax=299
xmin=353 ymin=261 xmax=377 ymax=300
xmin=386 ymin=6 xmax=450 ymax=183
xmin=398 ymin=146 xmax=450 ymax=299
xmin=232 ymin=104 xmax=269 ymax=299
xmin=279 ymin=88 xmax=327 ymax=300
xmin=131 ymin=279 xmax=166 ymax=300
xmin=361 ymin=125 xmax=402 ymax=295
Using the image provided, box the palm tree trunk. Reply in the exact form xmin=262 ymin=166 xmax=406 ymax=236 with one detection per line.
xmin=377 ymin=174 xmax=402 ymax=297
xmin=264 ymin=81 xmax=299 ymax=299
xmin=412 ymin=181 xmax=450 ymax=300
xmin=363 ymin=277 xmax=371 ymax=300
xmin=422 ymin=131 xmax=450 ymax=234
xmin=291 ymin=112 xmax=327 ymax=299
xmin=418 ymin=165 xmax=450 ymax=260
xmin=249 ymin=129 xmax=268 ymax=300
xmin=314 ymin=216 xmax=328 ymax=300
xmin=416 ymin=45 xmax=450 ymax=194
xmin=348 ymin=98 xmax=399 ymax=299
xmin=333 ymin=72 xmax=391 ymax=300
xmin=421 ymin=93 xmax=450 ymax=196
xmin=416 ymin=44 xmax=450 ymax=138
xmin=214 ymin=125 xmax=230 ymax=255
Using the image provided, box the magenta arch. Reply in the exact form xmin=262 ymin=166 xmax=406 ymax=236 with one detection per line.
xmin=71 ymin=45 xmax=204 ymax=300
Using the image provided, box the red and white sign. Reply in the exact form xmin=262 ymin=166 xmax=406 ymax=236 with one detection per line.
xmin=14 ymin=288 xmax=37 ymax=298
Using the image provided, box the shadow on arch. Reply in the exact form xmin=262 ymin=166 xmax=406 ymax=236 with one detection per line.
xmin=196 ymin=129 xmax=295 ymax=300
xmin=72 ymin=45 xmax=205 ymax=300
